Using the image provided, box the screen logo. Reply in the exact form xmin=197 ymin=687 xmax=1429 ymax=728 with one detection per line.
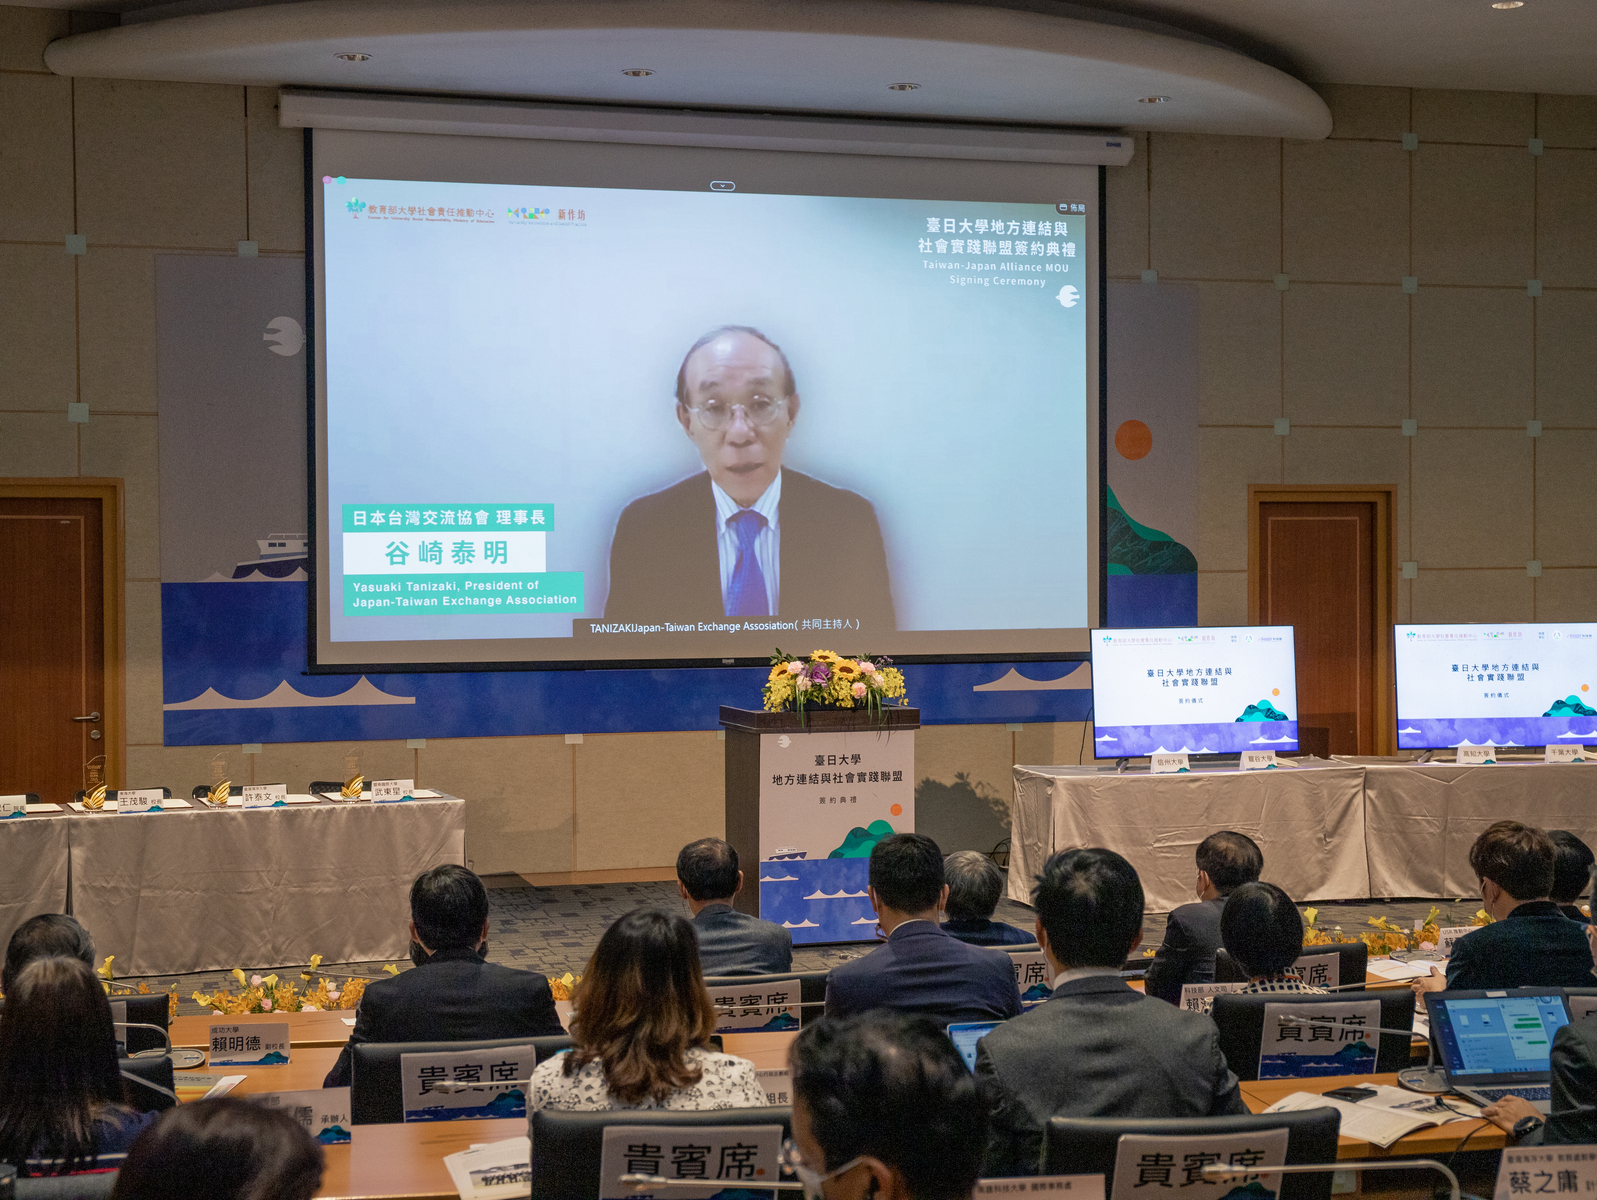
xmin=1056 ymin=285 xmax=1080 ymax=308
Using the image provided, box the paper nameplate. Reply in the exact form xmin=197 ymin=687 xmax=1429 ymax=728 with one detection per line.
xmin=598 ymin=1123 xmax=782 ymax=1200
xmin=1259 ymin=1001 xmax=1379 ymax=1079
xmin=1436 ymin=926 xmax=1473 ymax=957
xmin=0 ymin=795 xmax=25 ymax=819
xmin=976 ymin=1176 xmax=1105 ymax=1198
xmin=1240 ymin=750 xmax=1278 ymax=771
xmin=250 ymin=1087 xmax=351 ymax=1144
xmin=1009 ymin=951 xmax=1053 ymax=1008
xmin=1547 ymin=745 xmax=1589 ymax=764
xmin=1150 ymin=753 xmax=1190 ymax=775
xmin=755 ymin=1067 xmax=792 ymax=1108
xmin=444 ymin=1135 xmax=532 ymax=1200
xmin=1457 ymin=744 xmax=1496 ymax=765
xmin=555 ymin=1000 xmax=574 ymax=1031
xmin=1179 ymin=982 xmax=1248 ymax=1016
xmin=709 ymin=979 xmax=801 ymax=1033
xmin=242 ymin=783 xmax=287 ymax=809
xmin=1110 ymin=1130 xmax=1287 ymax=1200
xmin=399 ymin=1045 xmax=533 ymax=1122
xmin=116 ymin=788 xmax=166 ymax=813
xmin=371 ymin=778 xmax=414 ymax=802
xmin=1569 ymin=995 xmax=1597 ymax=1022
xmin=1494 ymin=1146 xmax=1597 ymax=1200
xmin=209 ymin=1022 xmax=290 ymax=1066
xmin=1286 ymin=952 xmax=1340 ymax=991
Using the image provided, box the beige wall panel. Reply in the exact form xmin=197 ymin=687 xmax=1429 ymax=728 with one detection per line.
xmin=1043 ymin=722 xmax=1090 ymax=769
xmin=77 ymin=247 xmax=158 ymax=413
xmin=1149 ymin=133 xmax=1280 ymax=281
xmin=1282 ymin=285 xmax=1408 ymax=426
xmin=0 ymin=7 xmax=67 ymax=72
xmin=421 ymin=736 xmax=574 ymax=876
xmin=916 ymin=722 xmax=1010 ymax=788
xmin=1411 ymin=288 xmax=1534 ymax=427
xmin=0 ymin=243 xmax=76 ymax=411
xmin=1313 ymin=84 xmax=1409 ymax=141
xmin=572 ymin=731 xmax=722 ymax=871
xmin=1412 ymin=90 xmax=1535 ymax=145
xmin=1281 ymin=427 xmax=1409 ymax=559
xmin=79 ymin=413 xmax=159 ymax=579
xmin=1535 ymin=290 xmax=1597 ymax=428
xmin=252 ymin=739 xmax=415 ymax=791
xmin=1283 ymin=139 xmax=1408 ymax=283
xmin=1534 ymin=430 xmax=1597 ymax=569
xmin=1410 ymin=568 xmax=1533 ymax=623
xmin=1196 ymin=281 xmax=1280 ymax=425
xmin=125 ymin=743 xmax=236 ymax=794
xmin=0 ymin=73 xmax=73 ymax=243
xmin=1411 ymin=429 xmax=1532 ymax=569
xmin=1198 ymin=570 xmax=1247 ymax=627
xmin=1537 ymin=151 xmax=1597 ymax=289
xmin=915 ymin=722 xmax=1015 ymax=858
xmin=246 ymin=87 xmax=306 ymax=254
xmin=1537 ymin=570 xmax=1597 ymax=621
xmin=1199 ymin=426 xmax=1279 ymax=571
xmin=74 ymin=79 xmax=246 ymax=249
xmin=125 ymin=580 xmax=162 ymax=747
xmin=1412 ymin=145 xmax=1533 ymax=287
xmin=1104 ymin=133 xmax=1148 ymax=278
xmin=1537 ymin=95 xmax=1597 ymax=149
xmin=0 ymin=411 xmax=77 ymax=476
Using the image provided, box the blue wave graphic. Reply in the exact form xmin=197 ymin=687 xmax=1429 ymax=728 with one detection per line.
xmin=760 ymin=860 xmax=879 ymax=946
xmin=1092 ymin=721 xmax=1298 ymax=757
xmin=1396 ymin=716 xmax=1597 ymax=751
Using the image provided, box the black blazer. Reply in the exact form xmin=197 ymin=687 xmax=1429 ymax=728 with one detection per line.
xmin=1143 ymin=897 xmax=1227 ymax=1005
xmin=1446 ymin=901 xmax=1595 ymax=991
xmin=322 ymin=948 xmax=564 ymax=1088
xmin=824 ymin=922 xmax=1021 ymax=1026
xmin=603 ymin=469 xmax=896 ymax=633
xmin=974 ymin=974 xmax=1248 ymax=1177
xmin=693 ymin=904 xmax=794 ymax=977
xmin=940 ymin=918 xmax=1038 ymax=948
xmin=1523 ymin=1019 xmax=1597 ymax=1145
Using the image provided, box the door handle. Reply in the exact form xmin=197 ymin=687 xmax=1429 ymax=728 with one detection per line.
xmin=73 ymin=712 xmax=101 ymax=722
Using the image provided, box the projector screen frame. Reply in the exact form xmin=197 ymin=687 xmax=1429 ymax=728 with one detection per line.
xmin=301 ymin=121 xmax=1109 ymax=675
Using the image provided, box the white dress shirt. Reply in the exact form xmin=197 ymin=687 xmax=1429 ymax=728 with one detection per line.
xmin=712 ymin=472 xmax=781 ymax=616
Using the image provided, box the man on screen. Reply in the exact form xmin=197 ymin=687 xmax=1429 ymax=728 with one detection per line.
xmin=603 ymin=325 xmax=896 ymax=630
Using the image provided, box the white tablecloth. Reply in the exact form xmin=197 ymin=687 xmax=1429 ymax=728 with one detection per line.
xmin=1009 ymin=762 xmax=1370 ymax=913
xmin=0 ymin=817 xmax=71 ymax=959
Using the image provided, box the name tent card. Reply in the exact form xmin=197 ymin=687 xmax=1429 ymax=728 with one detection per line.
xmin=975 ymin=1176 xmax=1105 ymax=1198
xmin=1493 ymin=1146 xmax=1597 ymax=1200
xmin=242 ymin=784 xmax=287 ymax=809
xmin=710 ymin=979 xmax=801 ymax=1034
xmin=209 ymin=1022 xmax=290 ymax=1066
xmin=1568 ymin=995 xmax=1597 ymax=1022
xmin=372 ymin=778 xmax=414 ymax=802
xmin=1150 ymin=753 xmax=1190 ymax=775
xmin=754 ymin=1067 xmax=792 ymax=1108
xmin=1259 ymin=1001 xmax=1380 ymax=1079
xmin=1457 ymin=744 xmax=1496 ymax=765
xmin=1286 ymin=952 xmax=1340 ymax=991
xmin=1179 ymin=982 xmax=1248 ymax=1016
xmin=399 ymin=1045 xmax=533 ymax=1122
xmin=0 ymin=795 xmax=24 ymax=819
xmin=116 ymin=789 xmax=165 ymax=814
xmin=444 ymin=1136 xmax=532 ymax=1200
xmin=1109 ymin=1129 xmax=1288 ymax=1200
xmin=1240 ymin=750 xmax=1278 ymax=771
xmin=1436 ymin=926 xmax=1474 ymax=956
xmin=250 ymin=1087 xmax=351 ymax=1144
xmin=1009 ymin=951 xmax=1053 ymax=1008
xmin=1547 ymin=745 xmax=1589 ymax=764
xmin=599 ymin=1123 xmax=782 ymax=1200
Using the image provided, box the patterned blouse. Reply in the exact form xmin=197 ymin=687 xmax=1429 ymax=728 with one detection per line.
xmin=1239 ymin=977 xmax=1329 ymax=994
xmin=528 ymin=1047 xmax=768 ymax=1112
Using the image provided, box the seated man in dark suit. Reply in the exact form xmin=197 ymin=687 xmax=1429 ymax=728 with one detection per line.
xmin=975 ymin=847 xmax=1247 ymax=1177
xmin=1414 ymin=820 xmax=1595 ymax=999
xmin=604 ymin=325 xmax=895 ymax=632
xmin=1549 ymin=830 xmax=1594 ymax=923
xmin=940 ymin=851 xmax=1035 ymax=947
xmin=825 ymin=833 xmax=1020 ymax=1027
xmin=1144 ymin=830 xmax=1262 ymax=1004
xmin=677 ymin=837 xmax=792 ymax=977
xmin=322 ymin=865 xmax=564 ymax=1088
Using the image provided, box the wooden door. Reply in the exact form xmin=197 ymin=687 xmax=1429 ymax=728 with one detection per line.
xmin=1257 ymin=501 xmax=1377 ymax=756
xmin=0 ymin=497 xmax=107 ymax=802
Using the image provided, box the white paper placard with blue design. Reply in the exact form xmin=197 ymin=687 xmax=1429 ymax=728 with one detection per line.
xmin=976 ymin=1175 xmax=1105 ymax=1198
xmin=242 ymin=783 xmax=286 ymax=809
xmin=1179 ymin=982 xmax=1247 ymax=1016
xmin=1259 ymin=1001 xmax=1379 ymax=1079
xmin=1546 ymin=745 xmax=1589 ymax=764
xmin=1010 ymin=951 xmax=1054 ymax=1008
xmin=755 ymin=1068 xmax=792 ymax=1108
xmin=0 ymin=795 xmax=25 ymax=819
xmin=1110 ymin=1128 xmax=1288 ymax=1200
xmin=710 ymin=979 xmax=801 ymax=1033
xmin=372 ymin=778 xmax=413 ymax=801
xmin=399 ymin=1045 xmax=532 ymax=1122
xmin=757 ymin=728 xmax=914 ymax=944
xmin=249 ymin=1086 xmax=352 ymax=1144
xmin=1493 ymin=1145 xmax=1597 ymax=1200
xmin=599 ymin=1123 xmax=783 ymax=1200
xmin=116 ymin=789 xmax=166 ymax=814
xmin=444 ymin=1136 xmax=532 ymax=1200
xmin=209 ymin=1022 xmax=290 ymax=1066
xmin=1285 ymin=952 xmax=1339 ymax=990
xmin=1436 ymin=926 xmax=1473 ymax=956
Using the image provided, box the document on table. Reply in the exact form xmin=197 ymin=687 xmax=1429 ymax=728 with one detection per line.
xmin=1263 ymin=1088 xmax=1480 ymax=1148
xmin=173 ymin=1073 xmax=247 ymax=1103
xmin=1367 ymin=957 xmax=1445 ymax=981
xmin=443 ymin=1135 xmax=531 ymax=1200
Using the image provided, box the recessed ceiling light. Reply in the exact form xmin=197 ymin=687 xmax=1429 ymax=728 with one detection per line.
xmin=1491 ymin=1 xmax=1524 ymax=7
xmin=1138 ymin=95 xmax=1170 ymax=104
xmin=621 ymin=68 xmax=655 ymax=77
xmin=887 ymin=82 xmax=921 ymax=91
xmin=333 ymin=52 xmax=371 ymax=62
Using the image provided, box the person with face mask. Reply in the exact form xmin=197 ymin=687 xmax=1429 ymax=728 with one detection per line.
xmin=322 ymin=865 xmax=564 ymax=1088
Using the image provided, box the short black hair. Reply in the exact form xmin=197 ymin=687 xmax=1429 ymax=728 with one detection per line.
xmin=1550 ymin=831 xmax=1595 ymax=904
xmin=943 ymin=851 xmax=1003 ymax=921
xmin=791 ymin=1011 xmax=987 ymax=1200
xmin=409 ymin=865 xmax=488 ymax=952
xmin=3 ymin=913 xmax=95 ymax=995
xmin=869 ymin=834 xmax=945 ymax=914
xmin=676 ymin=838 xmax=740 ymax=902
xmin=1196 ymin=831 xmax=1264 ymax=894
xmin=1220 ymin=881 xmax=1304 ymax=977
xmin=1470 ymin=821 xmax=1555 ymax=901
xmin=1033 ymin=848 xmax=1144 ymax=969
xmin=675 ymin=325 xmax=796 ymax=406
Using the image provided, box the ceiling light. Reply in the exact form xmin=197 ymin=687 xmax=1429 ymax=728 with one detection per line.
xmin=333 ymin=52 xmax=371 ymax=62
xmin=887 ymin=82 xmax=921 ymax=91
xmin=1138 ymin=95 xmax=1170 ymax=104
xmin=621 ymin=68 xmax=655 ymax=77
xmin=1491 ymin=1 xmax=1524 ymax=7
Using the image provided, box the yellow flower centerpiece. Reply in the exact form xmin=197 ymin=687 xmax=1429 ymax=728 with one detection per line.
xmin=763 ymin=649 xmax=908 ymax=724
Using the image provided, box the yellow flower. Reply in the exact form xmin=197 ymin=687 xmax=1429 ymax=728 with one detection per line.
xmin=1304 ymin=907 xmax=1318 ymax=926
xmin=811 ymin=650 xmax=841 ymax=664
xmin=382 ymin=963 xmax=400 ymax=975
xmin=97 ymin=957 xmax=115 ymax=981
xmin=231 ymin=968 xmax=247 ymax=988
xmin=834 ymin=661 xmax=860 ymax=677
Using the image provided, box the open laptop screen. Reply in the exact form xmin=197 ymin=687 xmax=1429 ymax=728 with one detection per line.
xmin=948 ymin=1022 xmax=1000 ymax=1072
xmin=1431 ymin=993 xmax=1569 ymax=1077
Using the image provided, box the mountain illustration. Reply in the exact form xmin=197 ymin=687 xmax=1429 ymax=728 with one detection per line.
xmin=829 ymin=820 xmax=896 ymax=859
xmin=1218 ymin=1182 xmax=1277 ymax=1200
xmin=256 ymin=1051 xmax=289 ymax=1064
xmin=1105 ymin=486 xmax=1198 ymax=576
xmin=1333 ymin=1040 xmax=1376 ymax=1062
xmin=1020 ymin=983 xmax=1053 ymax=1004
xmin=316 ymin=1125 xmax=351 ymax=1144
xmin=1238 ymin=700 xmax=1289 ymax=722
xmin=1546 ymin=695 xmax=1597 ymax=718
xmin=757 ymin=1011 xmax=801 ymax=1032
xmin=483 ymin=1089 xmax=526 ymax=1117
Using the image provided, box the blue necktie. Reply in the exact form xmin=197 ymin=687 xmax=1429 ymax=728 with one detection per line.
xmin=725 ymin=509 xmax=770 ymax=617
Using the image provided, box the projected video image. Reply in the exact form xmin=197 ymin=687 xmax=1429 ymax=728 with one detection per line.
xmin=320 ymin=177 xmax=1092 ymax=660
xmin=1090 ymin=626 xmax=1299 ymax=757
xmin=1394 ymin=623 xmax=1597 ymax=749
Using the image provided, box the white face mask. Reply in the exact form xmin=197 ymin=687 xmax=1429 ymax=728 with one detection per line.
xmin=780 ymin=1138 xmax=868 ymax=1200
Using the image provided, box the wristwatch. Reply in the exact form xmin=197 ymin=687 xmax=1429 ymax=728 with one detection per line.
xmin=1513 ymin=1114 xmax=1545 ymax=1141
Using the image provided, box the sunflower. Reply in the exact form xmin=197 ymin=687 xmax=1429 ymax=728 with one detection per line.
xmin=833 ymin=660 xmax=860 ymax=677
xmin=810 ymin=649 xmax=841 ymax=664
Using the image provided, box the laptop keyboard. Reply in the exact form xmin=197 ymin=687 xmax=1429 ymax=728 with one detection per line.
xmin=1472 ymin=1086 xmax=1552 ymax=1103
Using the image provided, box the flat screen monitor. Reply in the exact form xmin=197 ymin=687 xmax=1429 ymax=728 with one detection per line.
xmin=1090 ymin=626 xmax=1298 ymax=758
xmin=947 ymin=1021 xmax=1000 ymax=1071
xmin=1394 ymin=622 xmax=1597 ymax=750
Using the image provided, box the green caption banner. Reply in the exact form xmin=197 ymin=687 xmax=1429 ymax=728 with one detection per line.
xmin=341 ymin=503 xmax=553 ymax=532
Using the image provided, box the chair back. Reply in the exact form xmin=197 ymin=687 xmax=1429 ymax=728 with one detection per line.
xmin=530 ymin=1107 xmax=792 ymax=1200
xmin=111 ymin=994 xmax=170 ymax=1056
xmin=17 ymin=1170 xmax=121 ymax=1198
xmin=1214 ymin=943 xmax=1367 ymax=990
xmin=702 ymin=970 xmax=829 ymax=1027
xmin=120 ymin=1054 xmax=176 ymax=1112
xmin=350 ymin=1034 xmax=573 ymax=1124
xmin=1043 ymin=1110 xmax=1341 ymax=1200
xmin=1211 ymin=990 xmax=1415 ymax=1082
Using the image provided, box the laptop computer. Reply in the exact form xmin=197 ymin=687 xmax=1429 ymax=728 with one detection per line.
xmin=947 ymin=1021 xmax=1001 ymax=1072
xmin=1425 ymin=989 xmax=1571 ymax=1113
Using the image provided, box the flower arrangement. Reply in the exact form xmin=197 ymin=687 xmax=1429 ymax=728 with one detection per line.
xmin=1302 ymin=906 xmax=1445 ymax=955
xmin=96 ymin=957 xmax=179 ymax=1019
xmin=763 ymin=649 xmax=907 ymax=722
xmin=548 ymin=972 xmax=579 ymax=1001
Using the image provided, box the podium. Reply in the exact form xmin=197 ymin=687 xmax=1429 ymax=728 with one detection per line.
xmin=720 ymin=705 xmax=921 ymax=945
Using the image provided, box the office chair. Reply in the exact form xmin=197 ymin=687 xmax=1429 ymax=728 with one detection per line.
xmin=350 ymin=1034 xmax=573 ymax=1124
xmin=702 ymin=970 xmax=829 ymax=1027
xmin=1214 ymin=943 xmax=1368 ymax=990
xmin=1211 ymin=989 xmax=1415 ymax=1082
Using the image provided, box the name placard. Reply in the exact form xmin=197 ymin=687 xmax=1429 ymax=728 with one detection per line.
xmin=115 ymin=789 xmax=165 ymax=813
xmin=976 ymin=1176 xmax=1105 ymax=1198
xmin=1009 ymin=951 xmax=1054 ymax=1009
xmin=1240 ymin=750 xmax=1278 ymax=771
xmin=443 ymin=1136 xmax=531 ymax=1200
xmin=250 ymin=1086 xmax=351 ymax=1144
xmin=0 ymin=795 xmax=25 ymax=819
xmin=242 ymin=784 xmax=287 ymax=809
xmin=1493 ymin=1146 xmax=1597 ymax=1200
xmin=1457 ymin=744 xmax=1496 ymax=765
xmin=754 ymin=1067 xmax=792 ymax=1108
xmin=1259 ymin=1001 xmax=1380 ymax=1079
xmin=1436 ymin=926 xmax=1474 ymax=957
xmin=1287 ymin=952 xmax=1340 ymax=991
xmin=599 ymin=1123 xmax=782 ymax=1200
xmin=1110 ymin=1130 xmax=1287 ymax=1200
xmin=1179 ymin=982 xmax=1248 ymax=1016
xmin=709 ymin=979 xmax=800 ymax=1034
xmin=1150 ymin=753 xmax=1190 ymax=775
xmin=399 ymin=1045 xmax=533 ymax=1122
xmin=371 ymin=778 xmax=414 ymax=802
xmin=1547 ymin=745 xmax=1588 ymax=764
xmin=209 ymin=1022 xmax=289 ymax=1066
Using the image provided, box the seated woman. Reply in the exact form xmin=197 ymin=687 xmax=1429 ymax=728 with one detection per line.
xmin=1219 ymin=882 xmax=1326 ymax=994
xmin=109 ymin=1097 xmax=323 ymax=1200
xmin=940 ymin=851 xmax=1035 ymax=947
xmin=0 ymin=956 xmax=156 ymax=1175
xmin=530 ymin=908 xmax=766 ymax=1111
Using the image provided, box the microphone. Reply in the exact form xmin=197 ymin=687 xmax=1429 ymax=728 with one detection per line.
xmin=113 ymin=1021 xmax=172 ymax=1057
xmin=619 ymin=1177 xmax=802 ymax=1192
xmin=1274 ymin=1014 xmax=1446 ymax=1093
